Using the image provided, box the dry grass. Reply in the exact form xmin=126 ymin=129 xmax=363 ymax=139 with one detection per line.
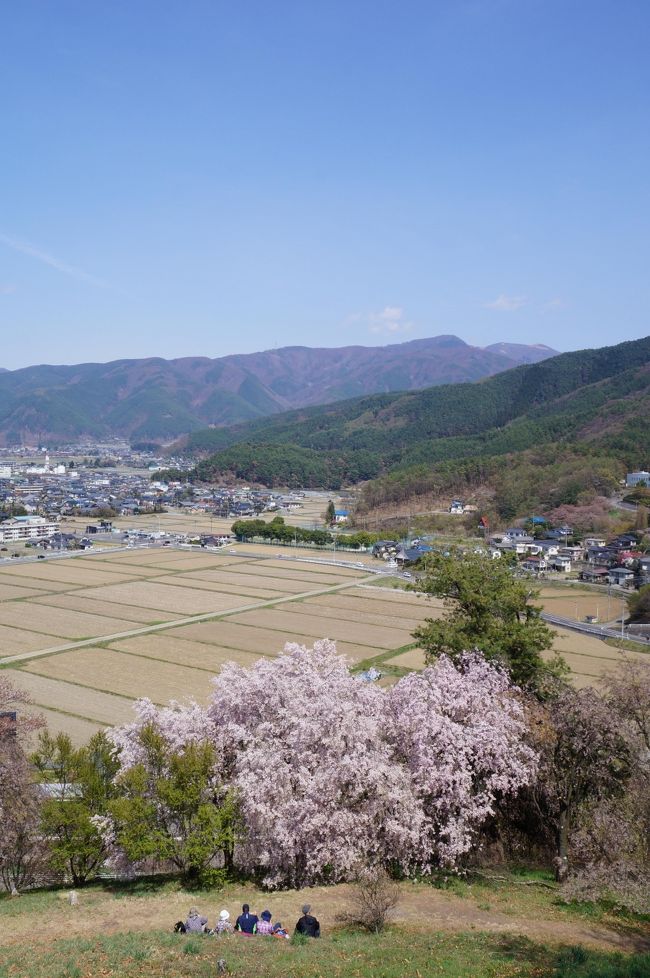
xmin=226 ymin=564 xmax=357 ymax=585
xmin=173 ymin=620 xmax=373 ymax=662
xmin=184 ymin=569 xmax=309 ymax=593
xmin=30 ymin=592 xmax=180 ymax=623
xmin=153 ymin=574 xmax=288 ymax=600
xmin=384 ymin=647 xmax=427 ymax=669
xmin=108 ymin=633 xmax=262 ymax=670
xmin=0 ymin=572 xmax=75 ymax=592
xmin=282 ymin=600 xmax=424 ymax=632
xmin=0 ymin=601 xmax=141 ymax=638
xmin=5 ymin=670 xmax=138 ymax=725
xmin=78 ymin=580 xmax=247 ymax=614
xmin=24 ymin=647 xmax=215 ymax=705
xmin=539 ymin=587 xmax=626 ymax=624
xmin=0 ymin=623 xmax=62 ymax=654
xmin=1 ymin=562 xmax=143 ymax=586
xmin=1 ymin=876 xmax=646 ymax=957
xmin=261 ymin=558 xmax=365 ymax=577
xmin=22 ymin=705 xmax=105 ymax=744
xmin=228 ymin=608 xmax=413 ymax=649
xmin=0 ymin=582 xmax=49 ymax=600
xmin=352 ymin=585 xmax=430 ymax=606
xmin=308 ymin=592 xmax=442 ymax=620
xmin=549 ymin=628 xmax=648 ymax=687
xmin=84 ymin=551 xmax=194 ymax=567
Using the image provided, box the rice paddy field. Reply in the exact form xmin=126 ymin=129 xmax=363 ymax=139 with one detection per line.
xmin=0 ymin=546 xmax=646 ymax=742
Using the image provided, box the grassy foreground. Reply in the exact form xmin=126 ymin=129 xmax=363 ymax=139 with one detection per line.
xmin=1 ymin=928 xmax=650 ymax=978
xmin=2 ymin=873 xmax=649 ymax=978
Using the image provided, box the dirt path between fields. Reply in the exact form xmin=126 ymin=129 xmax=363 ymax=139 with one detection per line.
xmin=2 ymin=882 xmax=648 ymax=953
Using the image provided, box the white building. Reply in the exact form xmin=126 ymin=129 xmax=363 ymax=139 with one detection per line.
xmin=626 ymin=470 xmax=650 ymax=487
xmin=0 ymin=516 xmax=58 ymax=543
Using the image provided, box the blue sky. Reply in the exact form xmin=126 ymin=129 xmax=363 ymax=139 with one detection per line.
xmin=1 ymin=0 xmax=649 ymax=368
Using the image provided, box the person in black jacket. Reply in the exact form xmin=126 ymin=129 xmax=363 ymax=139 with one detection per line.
xmin=235 ymin=904 xmax=258 ymax=935
xmin=295 ymin=904 xmax=320 ymax=938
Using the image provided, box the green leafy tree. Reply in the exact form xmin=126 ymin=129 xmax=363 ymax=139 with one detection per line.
xmin=412 ymin=549 xmax=562 ymax=689
xmin=325 ymin=500 xmax=336 ymax=524
xmin=107 ymin=724 xmax=239 ymax=884
xmin=627 ymin=583 xmax=650 ymax=623
xmin=32 ymin=731 xmax=120 ymax=886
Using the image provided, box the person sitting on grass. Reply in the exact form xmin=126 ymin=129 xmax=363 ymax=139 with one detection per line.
xmin=213 ymin=910 xmax=234 ymax=935
xmin=256 ymin=910 xmax=274 ymax=935
xmin=272 ymin=922 xmax=290 ymax=939
xmin=235 ymin=903 xmax=258 ymax=935
xmin=295 ymin=904 xmax=320 ymax=938
xmin=179 ymin=906 xmax=209 ymax=934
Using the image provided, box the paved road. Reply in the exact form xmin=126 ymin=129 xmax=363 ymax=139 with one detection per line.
xmin=541 ymin=611 xmax=650 ymax=645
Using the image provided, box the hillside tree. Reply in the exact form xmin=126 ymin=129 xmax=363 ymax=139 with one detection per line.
xmin=104 ymin=708 xmax=239 ymax=884
xmin=32 ymin=731 xmax=120 ymax=886
xmin=411 ymin=550 xmax=561 ymax=688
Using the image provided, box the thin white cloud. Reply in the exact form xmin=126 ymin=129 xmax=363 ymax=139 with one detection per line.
xmin=541 ymin=297 xmax=565 ymax=311
xmin=351 ymin=305 xmax=414 ymax=335
xmin=484 ymin=294 xmax=527 ymax=312
xmin=0 ymin=232 xmax=108 ymax=288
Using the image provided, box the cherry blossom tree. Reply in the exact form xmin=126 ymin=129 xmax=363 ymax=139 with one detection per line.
xmin=109 ymin=698 xmax=214 ymax=771
xmin=208 ymin=639 xmax=423 ymax=887
xmin=386 ymin=653 xmax=538 ymax=868
xmin=107 ymin=642 xmax=537 ymax=886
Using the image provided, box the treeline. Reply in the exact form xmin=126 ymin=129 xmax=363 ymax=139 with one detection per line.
xmin=231 ymin=516 xmax=381 ymax=549
xmin=194 ymin=443 xmax=381 ymax=489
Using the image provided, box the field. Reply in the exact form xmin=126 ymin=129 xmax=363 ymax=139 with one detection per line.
xmin=538 ymin=586 xmax=626 ymax=625
xmin=1 ymin=546 xmax=647 ymax=743
xmin=0 ymin=546 xmax=431 ymax=740
xmin=0 ymin=874 xmax=648 ymax=978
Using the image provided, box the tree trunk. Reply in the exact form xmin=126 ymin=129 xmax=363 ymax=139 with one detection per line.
xmin=222 ymin=843 xmax=234 ymax=875
xmin=554 ymin=809 xmax=569 ymax=882
xmin=558 ymin=809 xmax=569 ymax=861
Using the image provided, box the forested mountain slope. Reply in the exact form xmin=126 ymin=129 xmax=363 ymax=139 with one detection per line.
xmin=185 ymin=336 xmax=650 ymax=501
xmin=0 ymin=336 xmax=553 ymax=444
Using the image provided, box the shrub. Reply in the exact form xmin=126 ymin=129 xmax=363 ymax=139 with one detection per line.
xmin=339 ymin=867 xmax=401 ymax=933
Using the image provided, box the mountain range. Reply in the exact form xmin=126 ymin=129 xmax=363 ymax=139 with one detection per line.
xmin=182 ymin=336 xmax=650 ymax=519
xmin=0 ymin=336 xmax=555 ymax=445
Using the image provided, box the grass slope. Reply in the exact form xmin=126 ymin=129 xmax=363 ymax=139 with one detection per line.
xmin=4 ymin=928 xmax=645 ymax=978
xmin=3 ymin=873 xmax=649 ymax=978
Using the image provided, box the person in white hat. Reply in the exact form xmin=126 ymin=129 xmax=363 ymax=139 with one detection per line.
xmin=213 ymin=909 xmax=235 ymax=935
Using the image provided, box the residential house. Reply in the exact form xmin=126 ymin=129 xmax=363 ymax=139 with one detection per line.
xmin=580 ymin=567 xmax=610 ymax=583
xmin=584 ymin=537 xmax=607 ymax=549
xmin=608 ymin=567 xmax=636 ymax=588
xmin=505 ymin=527 xmax=532 ymax=540
xmin=521 ymin=556 xmax=547 ymax=573
xmin=536 ymin=540 xmax=560 ymax=557
xmin=551 ymin=556 xmax=572 ymax=572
